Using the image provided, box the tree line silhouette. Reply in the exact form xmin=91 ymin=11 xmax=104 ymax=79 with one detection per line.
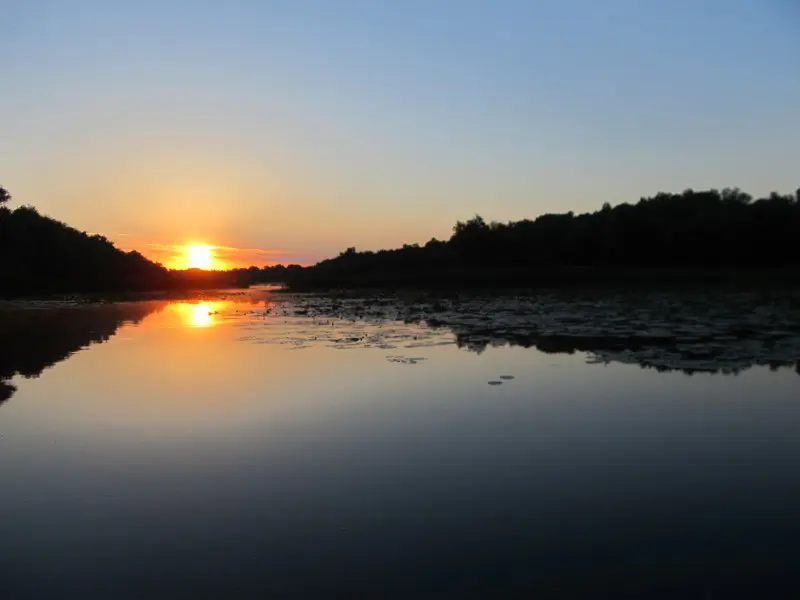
xmin=228 ymin=264 xmax=305 ymax=287
xmin=3 ymin=185 xmax=800 ymax=295
xmin=284 ymin=187 xmax=800 ymax=289
xmin=0 ymin=186 xmax=266 ymax=295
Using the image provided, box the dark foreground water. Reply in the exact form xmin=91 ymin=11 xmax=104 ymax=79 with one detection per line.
xmin=1 ymin=288 xmax=799 ymax=598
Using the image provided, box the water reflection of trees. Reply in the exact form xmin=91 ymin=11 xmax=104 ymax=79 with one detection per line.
xmin=450 ymin=330 xmax=800 ymax=376
xmin=0 ymin=381 xmax=15 ymax=403
xmin=0 ymin=302 xmax=164 ymax=404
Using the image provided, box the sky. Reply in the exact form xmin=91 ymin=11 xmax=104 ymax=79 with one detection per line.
xmin=2 ymin=0 xmax=799 ymax=268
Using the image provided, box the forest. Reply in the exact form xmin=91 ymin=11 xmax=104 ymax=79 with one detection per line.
xmin=0 ymin=186 xmax=291 ymax=296
xmin=283 ymin=187 xmax=800 ymax=289
xmin=3 ymin=185 xmax=800 ymax=295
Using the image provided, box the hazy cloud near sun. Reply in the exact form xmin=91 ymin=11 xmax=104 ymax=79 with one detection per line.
xmin=139 ymin=243 xmax=316 ymax=269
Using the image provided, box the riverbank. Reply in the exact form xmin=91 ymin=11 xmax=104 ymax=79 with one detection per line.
xmin=284 ymin=266 xmax=800 ymax=292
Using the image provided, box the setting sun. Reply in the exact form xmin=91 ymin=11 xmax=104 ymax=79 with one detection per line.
xmin=185 ymin=245 xmax=213 ymax=270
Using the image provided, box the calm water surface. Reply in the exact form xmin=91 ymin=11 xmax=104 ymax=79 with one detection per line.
xmin=2 ymin=289 xmax=799 ymax=598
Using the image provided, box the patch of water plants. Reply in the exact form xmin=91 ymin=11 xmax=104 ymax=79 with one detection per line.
xmin=231 ymin=288 xmax=800 ymax=375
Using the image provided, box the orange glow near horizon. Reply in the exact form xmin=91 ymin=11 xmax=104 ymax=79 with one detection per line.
xmin=115 ymin=237 xmax=317 ymax=270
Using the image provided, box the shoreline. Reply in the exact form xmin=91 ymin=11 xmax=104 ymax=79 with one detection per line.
xmin=284 ymin=266 xmax=800 ymax=293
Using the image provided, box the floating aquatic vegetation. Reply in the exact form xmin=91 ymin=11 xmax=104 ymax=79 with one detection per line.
xmin=386 ymin=355 xmax=427 ymax=365
xmin=220 ymin=288 xmax=800 ymax=375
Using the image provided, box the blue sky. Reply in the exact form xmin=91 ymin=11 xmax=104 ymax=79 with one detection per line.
xmin=2 ymin=0 xmax=798 ymax=264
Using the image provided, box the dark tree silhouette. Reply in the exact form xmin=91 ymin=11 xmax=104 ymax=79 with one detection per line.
xmin=0 ymin=188 xmax=256 ymax=296
xmin=286 ymin=187 xmax=800 ymax=290
xmin=240 ymin=263 xmax=305 ymax=285
xmin=0 ymin=186 xmax=10 ymax=206
xmin=4 ymin=185 xmax=800 ymax=295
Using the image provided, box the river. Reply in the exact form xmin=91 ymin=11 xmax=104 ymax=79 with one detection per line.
xmin=2 ymin=286 xmax=799 ymax=598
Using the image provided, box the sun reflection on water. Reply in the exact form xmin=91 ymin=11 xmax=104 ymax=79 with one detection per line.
xmin=173 ymin=302 xmax=226 ymax=328
xmin=190 ymin=303 xmax=214 ymax=327
xmin=163 ymin=299 xmax=255 ymax=329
